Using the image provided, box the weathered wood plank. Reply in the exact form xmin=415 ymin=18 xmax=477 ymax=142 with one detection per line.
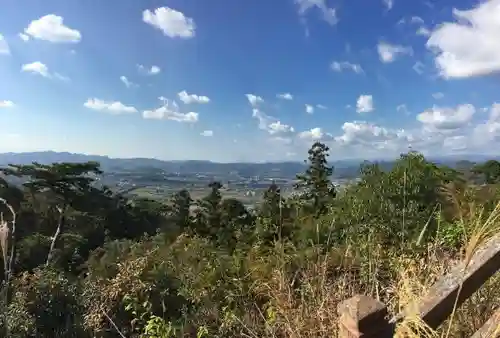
xmin=392 ymin=234 xmax=500 ymax=329
xmin=337 ymin=295 xmax=394 ymax=338
xmin=470 ymin=307 xmax=500 ymax=338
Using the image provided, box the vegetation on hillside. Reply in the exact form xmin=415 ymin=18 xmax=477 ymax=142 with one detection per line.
xmin=0 ymin=142 xmax=499 ymax=337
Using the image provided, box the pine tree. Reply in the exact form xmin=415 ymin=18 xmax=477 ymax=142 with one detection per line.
xmin=294 ymin=142 xmax=336 ymax=216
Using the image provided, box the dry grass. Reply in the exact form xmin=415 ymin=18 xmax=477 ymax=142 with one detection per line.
xmin=248 ymin=201 xmax=500 ymax=338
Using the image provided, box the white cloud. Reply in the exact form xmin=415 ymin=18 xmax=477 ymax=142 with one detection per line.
xmin=178 ymin=90 xmax=210 ymax=104
xmin=252 ymin=109 xmax=294 ymax=135
xmin=432 ymin=92 xmax=444 ymax=100
xmin=0 ymin=34 xmax=10 ymax=55
xmin=298 ymin=127 xmax=331 ymax=141
xmin=149 ymin=65 xmax=161 ymax=74
xmin=305 ymin=104 xmax=314 ymax=114
xmin=137 ymin=64 xmax=161 ymax=75
xmin=19 ymin=33 xmax=29 ymax=41
xmin=316 ymin=104 xmax=327 ymax=109
xmin=330 ymin=61 xmax=363 ymax=73
xmin=120 ymin=76 xmax=136 ymax=88
xmin=417 ymin=104 xmax=476 ymax=130
xmin=268 ymin=121 xmax=294 ymax=134
xmin=383 ymin=0 xmax=394 ymax=11
xmin=84 ymin=98 xmax=137 ymax=114
xmin=356 ymin=95 xmax=374 ymax=113
xmin=24 ymin=15 xmax=81 ymax=43
xmin=21 ymin=61 xmax=69 ymax=81
xmin=277 ymin=93 xmax=293 ymax=100
xmin=0 ymin=100 xmax=15 ymax=108
xmin=21 ymin=61 xmax=49 ymax=77
xmin=335 ymin=121 xmax=407 ymax=147
xmin=201 ymin=130 xmax=213 ymax=137
xmin=410 ymin=16 xmax=424 ymax=25
xmin=473 ymin=103 xmax=500 ymax=145
xmin=416 ymin=26 xmax=431 ymax=37
xmin=143 ymin=99 xmax=198 ymax=123
xmin=427 ymin=0 xmax=500 ymax=78
xmin=377 ymin=42 xmax=413 ymax=63
xmin=295 ymin=0 xmax=338 ymax=25
xmin=143 ymin=7 xmax=196 ymax=39
xmin=245 ymin=94 xmax=264 ymax=108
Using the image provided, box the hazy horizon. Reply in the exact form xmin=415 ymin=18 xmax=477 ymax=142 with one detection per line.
xmin=1 ymin=0 xmax=499 ymax=162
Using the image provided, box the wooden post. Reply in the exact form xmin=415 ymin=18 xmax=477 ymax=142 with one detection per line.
xmin=337 ymin=294 xmax=394 ymax=338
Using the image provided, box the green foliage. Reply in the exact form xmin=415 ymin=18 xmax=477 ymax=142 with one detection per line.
xmin=0 ymin=148 xmax=498 ymax=337
xmin=295 ymin=142 xmax=336 ymax=216
xmin=472 ymin=160 xmax=500 ymax=184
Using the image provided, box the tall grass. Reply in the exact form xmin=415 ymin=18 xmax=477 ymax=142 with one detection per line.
xmin=250 ymin=201 xmax=500 ymax=337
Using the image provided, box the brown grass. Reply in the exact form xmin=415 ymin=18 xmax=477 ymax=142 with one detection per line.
xmin=244 ymin=201 xmax=500 ymax=338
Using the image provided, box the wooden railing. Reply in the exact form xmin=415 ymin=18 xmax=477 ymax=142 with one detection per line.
xmin=337 ymin=234 xmax=500 ymax=337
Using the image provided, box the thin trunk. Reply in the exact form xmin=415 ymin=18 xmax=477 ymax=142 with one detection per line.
xmin=46 ymin=204 xmax=66 ymax=266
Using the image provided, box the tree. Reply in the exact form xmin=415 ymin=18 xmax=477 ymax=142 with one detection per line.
xmin=294 ymin=142 xmax=336 ymax=216
xmin=258 ymin=181 xmax=295 ymax=244
xmin=170 ymin=189 xmax=193 ymax=231
xmin=472 ymin=160 xmax=500 ymax=184
xmin=193 ymin=181 xmax=223 ymax=238
xmin=0 ymin=162 xmax=102 ymax=266
xmin=260 ymin=181 xmax=282 ymax=225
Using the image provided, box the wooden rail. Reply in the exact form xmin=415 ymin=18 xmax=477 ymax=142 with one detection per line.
xmin=337 ymin=234 xmax=500 ymax=337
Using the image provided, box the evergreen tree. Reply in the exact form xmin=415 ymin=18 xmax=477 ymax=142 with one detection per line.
xmin=170 ymin=189 xmax=193 ymax=231
xmin=294 ymin=142 xmax=336 ymax=216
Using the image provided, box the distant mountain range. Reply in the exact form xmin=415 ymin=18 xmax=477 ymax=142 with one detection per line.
xmin=0 ymin=151 xmax=497 ymax=179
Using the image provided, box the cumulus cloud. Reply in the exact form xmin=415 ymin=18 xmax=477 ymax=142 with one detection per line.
xmin=417 ymin=104 xmax=476 ymax=130
xmin=84 ymin=98 xmax=137 ymax=114
xmin=427 ymin=0 xmax=500 ymax=78
xmin=245 ymin=94 xmax=264 ymax=108
xmin=0 ymin=100 xmax=15 ymax=108
xmin=143 ymin=99 xmax=198 ymax=123
xmin=18 ymin=33 xmax=29 ymax=41
xmin=416 ymin=26 xmax=431 ymax=37
xmin=295 ymin=0 xmax=338 ymax=25
xmin=377 ymin=42 xmax=413 ymax=63
xmin=330 ymin=61 xmax=363 ymax=73
xmin=277 ymin=93 xmax=293 ymax=100
xmin=24 ymin=15 xmax=81 ymax=43
xmin=21 ymin=61 xmax=50 ymax=77
xmin=268 ymin=121 xmax=295 ymax=134
xmin=473 ymin=103 xmax=500 ymax=144
xmin=0 ymin=34 xmax=10 ymax=55
xmin=335 ymin=121 xmax=407 ymax=147
xmin=143 ymin=7 xmax=196 ymax=38
xmin=298 ymin=127 xmax=331 ymax=141
xmin=137 ymin=64 xmax=161 ymax=75
xmin=252 ymin=109 xmax=294 ymax=135
xmin=178 ymin=90 xmax=210 ymax=104
xmin=21 ymin=61 xmax=69 ymax=81
xmin=356 ymin=95 xmax=374 ymax=113
xmin=201 ymin=130 xmax=213 ymax=137
xmin=305 ymin=104 xmax=314 ymax=114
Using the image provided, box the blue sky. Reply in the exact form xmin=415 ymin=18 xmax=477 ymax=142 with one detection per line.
xmin=1 ymin=0 xmax=500 ymax=162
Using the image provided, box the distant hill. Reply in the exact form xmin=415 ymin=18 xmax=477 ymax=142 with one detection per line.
xmin=0 ymin=151 xmax=497 ymax=180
